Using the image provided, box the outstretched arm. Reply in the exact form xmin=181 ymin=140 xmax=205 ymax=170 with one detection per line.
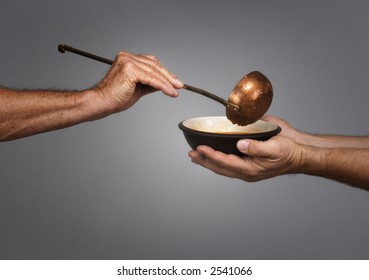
xmin=262 ymin=116 xmax=369 ymax=149
xmin=0 ymin=88 xmax=100 ymax=141
xmin=302 ymin=144 xmax=369 ymax=189
xmin=0 ymin=51 xmax=183 ymax=141
xmin=263 ymin=115 xmax=369 ymax=149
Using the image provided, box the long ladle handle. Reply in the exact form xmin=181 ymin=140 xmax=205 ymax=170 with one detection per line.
xmin=58 ymin=44 xmax=114 ymax=65
xmin=58 ymin=44 xmax=240 ymax=112
xmin=182 ymin=84 xmax=239 ymax=111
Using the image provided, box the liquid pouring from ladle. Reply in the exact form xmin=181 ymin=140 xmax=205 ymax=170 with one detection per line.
xmin=58 ymin=44 xmax=272 ymax=126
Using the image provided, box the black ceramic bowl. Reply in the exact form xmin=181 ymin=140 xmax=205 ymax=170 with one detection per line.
xmin=179 ymin=116 xmax=281 ymax=156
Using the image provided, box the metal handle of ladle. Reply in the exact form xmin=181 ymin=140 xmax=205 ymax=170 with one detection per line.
xmin=182 ymin=84 xmax=239 ymax=111
xmin=58 ymin=44 xmax=240 ymax=112
xmin=58 ymin=44 xmax=114 ymax=65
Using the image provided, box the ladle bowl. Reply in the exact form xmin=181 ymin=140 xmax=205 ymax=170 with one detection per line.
xmin=226 ymin=71 xmax=273 ymax=126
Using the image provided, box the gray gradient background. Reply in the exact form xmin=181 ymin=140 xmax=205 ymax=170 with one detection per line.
xmin=1 ymin=0 xmax=369 ymax=259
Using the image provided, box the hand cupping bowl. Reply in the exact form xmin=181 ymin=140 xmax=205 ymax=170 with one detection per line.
xmin=179 ymin=116 xmax=281 ymax=156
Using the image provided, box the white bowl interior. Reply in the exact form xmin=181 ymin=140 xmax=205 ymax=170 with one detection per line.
xmin=183 ymin=116 xmax=278 ymax=134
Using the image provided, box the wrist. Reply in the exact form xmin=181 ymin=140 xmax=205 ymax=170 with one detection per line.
xmin=298 ymin=144 xmax=326 ymax=176
xmin=81 ymin=89 xmax=115 ymax=121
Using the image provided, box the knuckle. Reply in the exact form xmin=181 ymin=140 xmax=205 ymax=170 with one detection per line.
xmin=122 ymin=61 xmax=135 ymax=73
xmin=153 ymin=59 xmax=162 ymax=68
xmin=148 ymin=61 xmax=162 ymax=75
xmin=116 ymin=52 xmax=128 ymax=62
xmin=149 ymin=55 xmax=158 ymax=61
xmin=115 ymin=52 xmax=133 ymax=66
xmin=117 ymin=51 xmax=130 ymax=58
xmin=149 ymin=64 xmax=159 ymax=75
xmin=148 ymin=71 xmax=156 ymax=82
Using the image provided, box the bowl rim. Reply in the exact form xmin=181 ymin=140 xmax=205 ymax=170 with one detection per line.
xmin=178 ymin=116 xmax=281 ymax=138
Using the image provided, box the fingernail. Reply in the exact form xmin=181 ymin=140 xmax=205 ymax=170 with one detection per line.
xmin=237 ymin=140 xmax=249 ymax=152
xmin=175 ymin=78 xmax=184 ymax=87
xmin=171 ymin=88 xmax=179 ymax=97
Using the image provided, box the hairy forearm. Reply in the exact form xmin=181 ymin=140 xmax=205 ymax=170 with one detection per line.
xmin=301 ymin=145 xmax=369 ymax=190
xmin=296 ymin=131 xmax=369 ymax=149
xmin=0 ymin=88 xmax=109 ymax=141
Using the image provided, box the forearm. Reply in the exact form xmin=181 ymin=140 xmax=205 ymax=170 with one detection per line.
xmin=0 ymin=88 xmax=109 ymax=141
xmin=301 ymin=145 xmax=369 ymax=190
xmin=296 ymin=131 xmax=369 ymax=149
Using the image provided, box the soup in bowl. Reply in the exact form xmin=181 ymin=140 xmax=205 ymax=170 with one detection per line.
xmin=178 ymin=116 xmax=281 ymax=155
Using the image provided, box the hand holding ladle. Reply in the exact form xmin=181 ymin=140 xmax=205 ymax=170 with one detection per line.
xmin=58 ymin=44 xmax=272 ymax=126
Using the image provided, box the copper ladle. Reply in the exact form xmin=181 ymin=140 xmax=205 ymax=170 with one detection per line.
xmin=58 ymin=44 xmax=272 ymax=126
xmin=227 ymin=71 xmax=273 ymax=126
